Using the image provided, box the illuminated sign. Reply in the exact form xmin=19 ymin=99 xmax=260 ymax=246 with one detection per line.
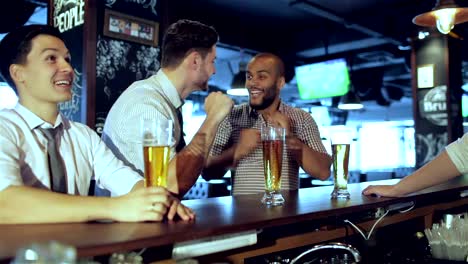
xmin=417 ymin=64 xmax=434 ymax=89
xmin=53 ymin=0 xmax=85 ymax=33
xmin=418 ymin=85 xmax=447 ymax=126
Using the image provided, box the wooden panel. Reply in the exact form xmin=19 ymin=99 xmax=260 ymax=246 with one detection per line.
xmin=84 ymin=0 xmax=97 ymax=127
xmin=199 ymin=198 xmax=468 ymax=263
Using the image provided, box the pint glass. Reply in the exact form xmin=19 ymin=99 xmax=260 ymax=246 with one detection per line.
xmin=261 ymin=125 xmax=285 ymax=206
xmin=330 ymin=129 xmax=351 ymax=199
xmin=141 ymin=118 xmax=173 ymax=188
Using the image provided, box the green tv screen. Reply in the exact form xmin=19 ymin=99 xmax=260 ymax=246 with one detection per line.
xmin=295 ymin=58 xmax=350 ymax=100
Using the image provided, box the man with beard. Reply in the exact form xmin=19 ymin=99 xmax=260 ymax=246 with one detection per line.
xmin=103 ymin=19 xmax=233 ymax=196
xmin=203 ymin=53 xmax=332 ymax=195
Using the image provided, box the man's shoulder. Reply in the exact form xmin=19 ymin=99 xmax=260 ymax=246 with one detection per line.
xmin=107 ymin=76 xmax=165 ymax=114
xmin=122 ymin=76 xmax=160 ymax=96
xmin=0 ymin=109 xmax=21 ymax=130
xmin=65 ymin=119 xmax=97 ymax=137
xmin=281 ymin=103 xmax=317 ymax=126
xmin=0 ymin=108 xmax=16 ymax=120
xmin=281 ymin=102 xmax=302 ymax=111
xmin=282 ymin=103 xmax=309 ymax=116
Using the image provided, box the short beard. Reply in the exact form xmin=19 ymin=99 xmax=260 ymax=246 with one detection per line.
xmin=250 ymin=84 xmax=277 ymax=110
xmin=250 ymin=96 xmax=275 ymax=110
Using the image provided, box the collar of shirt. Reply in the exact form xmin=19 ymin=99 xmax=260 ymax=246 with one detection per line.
xmin=14 ymin=103 xmax=64 ymax=130
xmin=154 ymin=69 xmax=184 ymax=110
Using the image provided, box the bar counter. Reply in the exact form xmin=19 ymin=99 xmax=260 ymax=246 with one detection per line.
xmin=1 ymin=177 xmax=467 ymax=263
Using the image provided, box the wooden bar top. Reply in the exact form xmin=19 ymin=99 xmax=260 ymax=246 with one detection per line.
xmin=1 ymin=176 xmax=467 ymax=261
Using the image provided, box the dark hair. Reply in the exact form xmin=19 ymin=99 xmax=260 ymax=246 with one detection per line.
xmin=0 ymin=24 xmax=64 ymax=91
xmin=161 ymin=19 xmax=218 ymax=69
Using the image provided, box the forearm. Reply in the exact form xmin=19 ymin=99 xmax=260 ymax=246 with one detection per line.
xmin=301 ymin=149 xmax=332 ymax=180
xmin=196 ymin=117 xmax=224 ymax=160
xmin=168 ymin=139 xmax=205 ymax=196
xmin=0 ymin=186 xmax=113 ymax=224
xmin=168 ymin=116 xmax=223 ymax=195
xmin=202 ymin=147 xmax=235 ymax=181
xmin=131 ymin=180 xmax=144 ymax=191
xmin=393 ymin=150 xmax=460 ymax=195
xmin=289 ymin=137 xmax=331 ymax=180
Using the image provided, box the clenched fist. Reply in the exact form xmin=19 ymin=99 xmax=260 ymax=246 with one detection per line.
xmin=204 ymin=92 xmax=234 ymax=124
xmin=234 ymin=128 xmax=260 ymax=164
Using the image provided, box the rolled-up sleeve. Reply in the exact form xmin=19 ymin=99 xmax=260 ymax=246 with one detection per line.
xmin=209 ymin=116 xmax=233 ymax=157
xmin=299 ymin=112 xmax=329 ymax=155
xmin=0 ymin=125 xmax=23 ymax=191
xmin=88 ymin=128 xmax=143 ymax=196
xmin=445 ymin=133 xmax=468 ymax=174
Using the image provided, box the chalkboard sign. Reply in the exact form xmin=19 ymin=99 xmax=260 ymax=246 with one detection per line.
xmin=94 ymin=35 xmax=160 ymax=133
xmin=58 ymin=67 xmax=83 ymax=121
xmin=93 ymin=0 xmax=161 ymax=133
xmin=104 ymin=0 xmax=159 ymax=21
xmin=52 ymin=0 xmax=85 ymax=123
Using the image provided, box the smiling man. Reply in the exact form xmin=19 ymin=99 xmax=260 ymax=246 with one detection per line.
xmin=102 ymin=19 xmax=233 ymax=196
xmin=203 ymin=53 xmax=332 ymax=195
xmin=0 ymin=25 xmax=193 ymax=223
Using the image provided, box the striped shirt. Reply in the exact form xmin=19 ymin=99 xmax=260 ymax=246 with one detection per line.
xmin=102 ymin=70 xmax=183 ymax=175
xmin=209 ymin=102 xmax=329 ymax=195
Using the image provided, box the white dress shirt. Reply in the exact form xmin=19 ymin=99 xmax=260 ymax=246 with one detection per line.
xmin=446 ymin=132 xmax=468 ymax=174
xmin=102 ymin=70 xmax=183 ymax=175
xmin=0 ymin=104 xmax=143 ymax=196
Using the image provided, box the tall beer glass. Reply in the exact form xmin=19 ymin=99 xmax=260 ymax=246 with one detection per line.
xmin=141 ymin=118 xmax=173 ymax=188
xmin=261 ymin=125 xmax=285 ymax=206
xmin=330 ymin=129 xmax=351 ymax=199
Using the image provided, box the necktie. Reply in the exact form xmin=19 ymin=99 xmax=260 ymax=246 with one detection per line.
xmin=40 ymin=127 xmax=67 ymax=193
xmin=175 ymin=108 xmax=186 ymax=153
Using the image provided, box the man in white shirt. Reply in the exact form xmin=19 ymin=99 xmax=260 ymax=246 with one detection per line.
xmin=0 ymin=24 xmax=193 ymax=223
xmin=103 ymin=20 xmax=234 ymax=196
xmin=363 ymin=133 xmax=468 ymax=197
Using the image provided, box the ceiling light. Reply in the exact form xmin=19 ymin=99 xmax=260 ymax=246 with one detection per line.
xmin=227 ymin=70 xmax=249 ymax=96
xmin=227 ymin=60 xmax=249 ymax=96
xmin=338 ymin=88 xmax=363 ymax=110
xmin=413 ymin=0 xmax=468 ymax=35
xmin=418 ymin=31 xmax=430 ymax=39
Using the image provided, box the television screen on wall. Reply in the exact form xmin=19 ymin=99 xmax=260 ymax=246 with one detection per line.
xmin=295 ymin=58 xmax=350 ymax=100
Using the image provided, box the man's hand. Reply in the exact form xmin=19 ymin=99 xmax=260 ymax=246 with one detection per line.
xmin=111 ymin=187 xmax=193 ymax=222
xmin=263 ymin=111 xmax=291 ymax=135
xmin=204 ymin=92 xmax=234 ymax=124
xmin=362 ymin=185 xmax=400 ymax=197
xmin=233 ymin=128 xmax=260 ymax=164
xmin=285 ymin=135 xmax=304 ymax=159
xmin=167 ymin=199 xmax=196 ymax=221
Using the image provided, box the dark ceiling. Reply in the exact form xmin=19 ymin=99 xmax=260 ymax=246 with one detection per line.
xmin=171 ymin=0 xmax=468 ymax=107
xmin=2 ymin=0 xmax=467 ymax=113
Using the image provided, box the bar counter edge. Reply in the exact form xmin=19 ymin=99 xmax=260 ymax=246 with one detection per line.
xmin=0 ymin=176 xmax=467 ymax=263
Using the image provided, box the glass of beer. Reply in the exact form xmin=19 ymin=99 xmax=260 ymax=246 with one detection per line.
xmin=141 ymin=118 xmax=173 ymax=188
xmin=261 ymin=125 xmax=285 ymax=206
xmin=330 ymin=129 xmax=351 ymax=199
